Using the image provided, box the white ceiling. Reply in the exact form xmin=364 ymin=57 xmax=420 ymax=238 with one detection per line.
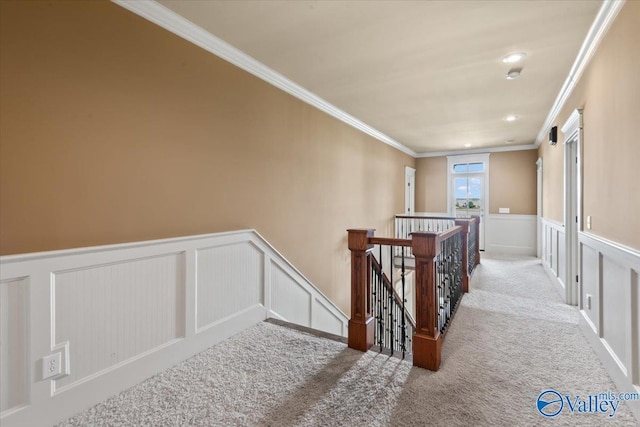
xmin=156 ymin=0 xmax=602 ymax=155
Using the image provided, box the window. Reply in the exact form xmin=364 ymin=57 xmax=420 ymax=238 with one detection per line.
xmin=453 ymin=162 xmax=484 ymax=173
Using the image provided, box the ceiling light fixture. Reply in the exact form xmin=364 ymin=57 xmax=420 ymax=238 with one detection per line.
xmin=505 ymin=115 xmax=519 ymax=122
xmin=502 ymin=52 xmax=527 ymax=63
xmin=506 ymin=68 xmax=522 ymax=80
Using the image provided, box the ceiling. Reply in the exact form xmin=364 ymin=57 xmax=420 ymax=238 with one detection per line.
xmin=156 ymin=0 xmax=602 ymax=155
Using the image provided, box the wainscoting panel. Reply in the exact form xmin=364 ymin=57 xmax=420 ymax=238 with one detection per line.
xmin=581 ymin=244 xmax=600 ymax=331
xmin=601 ymin=256 xmax=628 ymax=372
xmin=53 ymin=253 xmax=185 ymax=391
xmin=578 ymin=232 xmax=640 ymax=417
xmin=0 ymin=230 xmax=348 ymax=427
xmin=540 ymin=218 xmax=566 ymax=299
xmin=311 ymin=298 xmax=345 ymax=337
xmin=0 ymin=277 xmax=28 ymax=414
xmin=485 ymin=214 xmax=537 ymax=256
xmin=196 ymin=242 xmax=263 ymax=331
xmin=270 ymin=261 xmax=312 ymax=326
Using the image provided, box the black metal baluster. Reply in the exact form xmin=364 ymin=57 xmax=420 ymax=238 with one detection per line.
xmin=401 ymin=246 xmax=407 ymax=358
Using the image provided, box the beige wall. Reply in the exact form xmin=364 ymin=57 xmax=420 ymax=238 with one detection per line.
xmin=0 ymin=1 xmax=415 ymax=315
xmin=538 ymin=1 xmax=640 ymax=250
xmin=489 ymin=150 xmax=538 ymax=215
xmin=415 ymin=157 xmax=448 ymax=213
xmin=415 ymin=151 xmax=537 ymax=215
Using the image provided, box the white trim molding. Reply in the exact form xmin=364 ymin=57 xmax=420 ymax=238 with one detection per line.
xmin=540 ymin=217 xmax=567 ymax=301
xmin=534 ymin=0 xmax=625 ymax=146
xmin=578 ymin=231 xmax=640 ymax=420
xmin=417 ymin=143 xmax=537 ymax=158
xmin=111 ymin=0 xmax=417 ymax=158
xmin=0 ymin=230 xmax=348 ymax=426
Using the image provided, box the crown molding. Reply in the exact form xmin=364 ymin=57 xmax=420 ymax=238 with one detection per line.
xmin=416 ymin=143 xmax=538 ymax=158
xmin=112 ymin=0 xmax=417 ymax=158
xmin=534 ymin=0 xmax=625 ymax=147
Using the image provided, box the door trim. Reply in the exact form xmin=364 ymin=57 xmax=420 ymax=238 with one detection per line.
xmin=561 ymin=109 xmax=583 ymax=306
xmin=447 ymin=153 xmax=490 ymax=250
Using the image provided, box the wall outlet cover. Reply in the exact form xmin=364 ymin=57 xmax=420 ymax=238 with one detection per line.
xmin=499 ymin=208 xmax=510 ymax=214
xmin=42 ymin=353 xmax=61 ymax=380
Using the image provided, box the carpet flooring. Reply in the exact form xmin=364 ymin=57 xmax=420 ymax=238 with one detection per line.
xmin=59 ymin=255 xmax=639 ymax=426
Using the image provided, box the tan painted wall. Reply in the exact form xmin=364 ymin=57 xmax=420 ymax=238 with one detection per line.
xmin=489 ymin=150 xmax=538 ymax=215
xmin=415 ymin=157 xmax=448 ymax=213
xmin=0 ymin=1 xmax=415 ymax=315
xmin=415 ymin=151 xmax=537 ymax=215
xmin=538 ymin=1 xmax=640 ymax=250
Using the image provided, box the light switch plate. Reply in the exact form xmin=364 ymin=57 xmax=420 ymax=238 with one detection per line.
xmin=499 ymin=208 xmax=510 ymax=214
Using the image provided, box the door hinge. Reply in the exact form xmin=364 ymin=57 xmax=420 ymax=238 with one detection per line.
xmin=576 ymin=275 xmax=579 ymax=283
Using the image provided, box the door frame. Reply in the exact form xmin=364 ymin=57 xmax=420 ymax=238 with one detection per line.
xmin=404 ymin=166 xmax=416 ymax=215
xmin=536 ymin=157 xmax=543 ymax=258
xmin=561 ymin=109 xmax=583 ymax=306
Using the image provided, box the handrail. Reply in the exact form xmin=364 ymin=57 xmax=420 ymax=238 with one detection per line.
xmin=368 ymin=237 xmax=412 ymax=247
xmin=395 ymin=215 xmax=456 ymax=219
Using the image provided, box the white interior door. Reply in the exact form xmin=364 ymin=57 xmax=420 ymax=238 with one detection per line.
xmin=405 ymin=166 xmax=415 ymax=215
xmin=453 ymin=174 xmax=485 ymax=250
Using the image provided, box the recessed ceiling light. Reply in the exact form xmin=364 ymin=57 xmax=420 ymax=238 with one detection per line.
xmin=505 ymin=115 xmax=519 ymax=122
xmin=464 ymin=143 xmax=472 ymax=148
xmin=506 ymin=68 xmax=522 ymax=80
xmin=502 ymin=52 xmax=527 ymax=63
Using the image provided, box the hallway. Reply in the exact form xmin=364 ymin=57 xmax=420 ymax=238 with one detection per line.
xmin=58 ymin=255 xmax=638 ymax=426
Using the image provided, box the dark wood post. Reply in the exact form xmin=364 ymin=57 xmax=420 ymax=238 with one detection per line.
xmin=410 ymin=231 xmax=441 ymax=371
xmin=347 ymin=229 xmax=375 ymax=352
xmin=472 ymin=215 xmax=481 ymax=265
xmin=455 ymin=219 xmax=470 ymax=293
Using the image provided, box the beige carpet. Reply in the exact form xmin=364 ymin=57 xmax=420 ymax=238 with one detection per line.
xmin=58 ymin=255 xmax=639 ymax=426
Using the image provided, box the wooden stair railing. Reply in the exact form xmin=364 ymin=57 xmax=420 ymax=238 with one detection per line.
xmin=348 ymin=225 xmax=466 ymax=371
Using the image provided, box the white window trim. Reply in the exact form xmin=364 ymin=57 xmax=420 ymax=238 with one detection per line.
xmin=446 ymin=153 xmax=491 ymax=216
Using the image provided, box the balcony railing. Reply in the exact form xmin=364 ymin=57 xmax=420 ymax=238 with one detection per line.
xmin=347 ymin=224 xmax=470 ymax=371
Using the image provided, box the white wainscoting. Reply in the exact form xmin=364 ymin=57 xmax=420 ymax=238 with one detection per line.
xmin=540 ymin=217 xmax=567 ymax=300
xmin=578 ymin=232 xmax=640 ymax=413
xmin=485 ymin=214 xmax=537 ymax=256
xmin=0 ymin=230 xmax=348 ymax=427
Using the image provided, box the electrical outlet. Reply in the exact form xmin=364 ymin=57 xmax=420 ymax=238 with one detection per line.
xmin=42 ymin=353 xmax=61 ymax=380
xmin=499 ymin=207 xmax=510 ymax=214
xmin=586 ymin=294 xmax=592 ymax=310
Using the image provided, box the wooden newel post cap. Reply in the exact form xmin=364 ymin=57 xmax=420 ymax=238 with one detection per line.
xmin=347 ymin=229 xmax=375 ymax=251
xmin=454 ymin=219 xmax=470 ymax=231
xmin=410 ymin=231 xmax=438 ymax=258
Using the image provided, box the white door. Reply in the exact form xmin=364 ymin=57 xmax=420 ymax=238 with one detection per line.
xmin=453 ymin=174 xmax=485 ymax=250
xmin=405 ymin=167 xmax=415 ymax=215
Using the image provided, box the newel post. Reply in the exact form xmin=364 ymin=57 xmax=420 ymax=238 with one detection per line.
xmin=347 ymin=229 xmax=375 ymax=352
xmin=411 ymin=232 xmax=442 ymax=371
xmin=455 ymin=219 xmax=470 ymax=293
xmin=472 ymin=215 xmax=481 ymax=266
